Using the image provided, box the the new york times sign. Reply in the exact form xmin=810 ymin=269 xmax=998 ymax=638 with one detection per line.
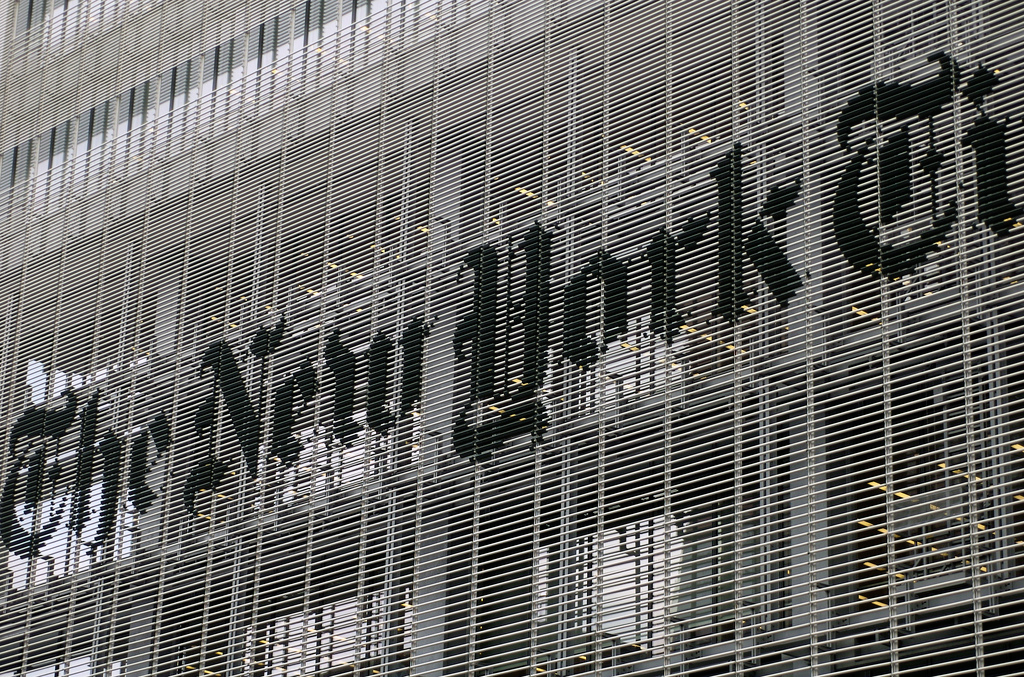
xmin=1 ymin=54 xmax=1019 ymax=562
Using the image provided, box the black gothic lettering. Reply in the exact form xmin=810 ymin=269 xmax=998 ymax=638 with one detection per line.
xmin=2 ymin=389 xmax=133 ymax=554
xmin=194 ymin=393 xmax=217 ymax=439
xmin=0 ymin=391 xmax=79 ymax=557
xmin=184 ymin=331 xmax=270 ymax=515
xmin=962 ymin=67 xmax=1019 ymax=236
xmin=92 ymin=431 xmax=125 ymax=547
xmin=519 ymin=224 xmax=553 ymax=388
xmin=361 ymin=320 xmax=432 ymax=437
xmin=184 ymin=320 xmax=286 ymax=514
xmin=249 ymin=316 xmax=286 ymax=358
xmin=453 ymin=390 xmax=547 ymax=464
xmin=832 ymin=52 xmax=960 ymax=278
xmin=71 ymin=391 xmax=100 ymax=535
xmin=879 ymin=127 xmax=913 ymax=225
xmin=183 ymin=454 xmax=231 ymax=517
xmin=835 ymin=53 xmax=959 ymax=149
xmin=324 ymin=330 xmax=360 ymax=444
xmin=833 ymin=141 xmax=956 ymax=279
xmin=645 ymin=216 xmax=709 ymax=342
xmin=270 ymin=362 xmax=318 ymax=465
xmin=750 ymin=179 xmax=804 ymax=305
xmin=197 ymin=340 xmax=262 ymax=477
xmin=453 ymin=227 xmax=553 ymax=461
xmin=646 ymin=227 xmax=684 ymax=343
xmin=712 ymin=145 xmax=747 ymax=322
xmin=563 ymin=251 xmax=628 ymax=369
xmin=964 ymin=115 xmax=1015 ymax=236
xmin=4 ymin=51 xmax=1018 ymax=533
xmin=366 ymin=332 xmax=397 ymax=435
xmin=711 ymin=143 xmax=802 ymax=322
xmin=127 ymin=412 xmax=170 ymax=514
xmin=399 ymin=317 xmax=429 ymax=415
xmin=453 ymin=245 xmax=500 ymax=402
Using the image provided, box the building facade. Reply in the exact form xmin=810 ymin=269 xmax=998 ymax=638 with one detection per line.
xmin=0 ymin=0 xmax=1022 ymax=675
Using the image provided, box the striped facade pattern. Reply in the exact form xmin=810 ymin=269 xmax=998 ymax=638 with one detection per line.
xmin=1 ymin=0 xmax=1023 ymax=675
